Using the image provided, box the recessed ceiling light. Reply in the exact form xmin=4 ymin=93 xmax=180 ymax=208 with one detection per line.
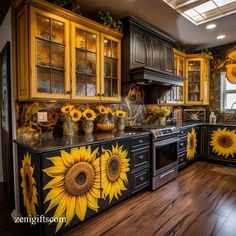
xmin=217 ymin=34 xmax=226 ymax=39
xmin=206 ymin=24 xmax=216 ymax=29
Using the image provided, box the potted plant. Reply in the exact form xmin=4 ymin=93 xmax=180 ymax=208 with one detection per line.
xmin=81 ymin=108 xmax=96 ymax=134
xmin=147 ymin=105 xmax=171 ymax=126
xmin=96 ymin=105 xmax=115 ymax=131
xmin=115 ymin=110 xmax=127 ymax=131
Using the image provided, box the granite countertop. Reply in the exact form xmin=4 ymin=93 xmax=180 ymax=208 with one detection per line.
xmin=179 ymin=122 xmax=236 ymax=129
xmin=15 ymin=130 xmax=150 ymax=153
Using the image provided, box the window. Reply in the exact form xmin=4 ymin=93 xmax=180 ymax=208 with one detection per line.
xmin=221 ymin=71 xmax=236 ymax=112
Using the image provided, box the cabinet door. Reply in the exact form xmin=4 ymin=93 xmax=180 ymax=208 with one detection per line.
xmin=186 ymin=59 xmax=202 ymax=104
xmin=162 ymin=41 xmax=174 ymax=74
xmin=71 ymin=23 xmax=100 ymax=100
xmin=147 ymin=35 xmax=162 ymax=70
xmin=41 ymin=144 xmax=101 ymax=234
xmin=101 ymin=34 xmax=121 ymax=102
xmin=131 ymin=27 xmax=147 ymax=67
xmin=30 ymin=7 xmax=70 ymax=99
xmin=100 ymin=139 xmax=131 ymax=210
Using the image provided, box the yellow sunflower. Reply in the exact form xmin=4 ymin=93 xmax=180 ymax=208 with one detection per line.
xmin=61 ymin=105 xmax=74 ymax=114
xmin=70 ymin=109 xmax=82 ymax=122
xmin=115 ymin=110 xmax=127 ymax=118
xmin=82 ymin=108 xmax=96 ymax=121
xmin=43 ymin=146 xmax=100 ymax=233
xmin=187 ymin=128 xmax=197 ymax=160
xmin=20 ymin=152 xmax=38 ymax=217
xmin=97 ymin=105 xmax=109 ymax=114
xmin=210 ymin=128 xmax=236 ymax=158
xmin=101 ymin=144 xmax=130 ymax=203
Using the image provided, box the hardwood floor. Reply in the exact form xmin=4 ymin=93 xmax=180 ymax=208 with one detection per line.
xmin=0 ymin=182 xmax=31 ymax=236
xmin=68 ymin=162 xmax=236 ymax=236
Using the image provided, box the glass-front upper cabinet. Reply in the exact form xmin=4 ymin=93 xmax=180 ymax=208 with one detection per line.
xmin=71 ymin=23 xmax=99 ymax=100
xmin=30 ymin=7 xmax=70 ymax=99
xmin=186 ymin=59 xmax=201 ymax=103
xmin=101 ymin=34 xmax=121 ymax=101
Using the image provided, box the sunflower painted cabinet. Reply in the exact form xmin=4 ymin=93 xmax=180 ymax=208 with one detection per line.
xmin=206 ymin=126 xmax=236 ymax=164
xmin=16 ymin=133 xmax=150 ymax=235
xmin=178 ymin=126 xmax=200 ymax=169
xmin=16 ymin=0 xmax=122 ymax=102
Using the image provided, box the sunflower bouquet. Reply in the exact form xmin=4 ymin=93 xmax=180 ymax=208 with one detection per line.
xmin=148 ymin=105 xmax=171 ymax=118
xmin=81 ymin=108 xmax=96 ymax=134
xmin=115 ymin=109 xmax=127 ymax=131
xmin=61 ymin=105 xmax=82 ymax=135
xmin=96 ymin=105 xmax=115 ymax=132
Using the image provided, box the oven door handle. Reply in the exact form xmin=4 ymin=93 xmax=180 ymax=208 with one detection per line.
xmin=154 ymin=137 xmax=180 ymax=148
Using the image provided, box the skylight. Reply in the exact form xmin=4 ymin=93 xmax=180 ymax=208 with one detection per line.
xmin=162 ymin=0 xmax=236 ymax=25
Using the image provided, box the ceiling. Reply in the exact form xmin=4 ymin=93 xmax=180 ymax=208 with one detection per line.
xmin=78 ymin=0 xmax=236 ymax=49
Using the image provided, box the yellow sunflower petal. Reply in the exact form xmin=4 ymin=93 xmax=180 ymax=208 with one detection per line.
xmin=65 ymin=196 xmax=76 ymax=225
xmin=75 ymin=195 xmax=87 ymax=221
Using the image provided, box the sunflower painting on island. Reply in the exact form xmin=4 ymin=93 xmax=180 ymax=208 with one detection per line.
xmin=101 ymin=143 xmax=130 ymax=203
xmin=20 ymin=152 xmax=38 ymax=217
xmin=187 ymin=128 xmax=197 ymax=160
xmin=210 ymin=128 xmax=236 ymax=158
xmin=43 ymin=146 xmax=100 ymax=232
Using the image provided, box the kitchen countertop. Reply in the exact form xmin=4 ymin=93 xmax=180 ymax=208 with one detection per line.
xmin=15 ymin=130 xmax=150 ymax=153
xmin=179 ymin=122 xmax=236 ymax=129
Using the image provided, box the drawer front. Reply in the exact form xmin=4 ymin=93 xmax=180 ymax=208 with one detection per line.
xmin=132 ymin=148 xmax=149 ymax=170
xmin=131 ymin=135 xmax=150 ymax=149
xmin=152 ymin=167 xmax=178 ymax=190
xmin=131 ymin=169 xmax=150 ymax=193
xmin=178 ymin=153 xmax=186 ymax=164
xmin=178 ymin=139 xmax=186 ymax=152
xmin=179 ymin=129 xmax=186 ymax=137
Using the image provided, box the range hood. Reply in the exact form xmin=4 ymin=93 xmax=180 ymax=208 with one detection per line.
xmin=130 ymin=67 xmax=185 ymax=87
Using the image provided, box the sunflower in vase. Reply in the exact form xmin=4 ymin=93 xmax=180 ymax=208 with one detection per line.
xmin=115 ymin=110 xmax=127 ymax=131
xmin=81 ymin=108 xmax=96 ymax=134
xmin=96 ymin=105 xmax=115 ymax=132
xmin=61 ymin=105 xmax=82 ymax=136
xmin=147 ymin=105 xmax=171 ymax=126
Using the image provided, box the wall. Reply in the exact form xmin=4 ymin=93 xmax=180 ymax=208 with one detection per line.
xmin=0 ymin=7 xmax=12 ymax=182
xmin=209 ymin=42 xmax=236 ymax=122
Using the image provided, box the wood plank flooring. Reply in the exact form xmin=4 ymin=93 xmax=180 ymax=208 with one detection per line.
xmin=68 ymin=162 xmax=236 ymax=236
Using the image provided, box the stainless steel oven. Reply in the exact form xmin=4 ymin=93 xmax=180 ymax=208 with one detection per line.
xmin=152 ymin=134 xmax=179 ymax=190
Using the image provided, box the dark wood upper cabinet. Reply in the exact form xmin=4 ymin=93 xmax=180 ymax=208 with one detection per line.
xmin=147 ymin=34 xmax=162 ymax=71
xmin=162 ymin=41 xmax=174 ymax=73
xmin=121 ymin=16 xmax=176 ymax=83
xmin=131 ymin=27 xmax=147 ymax=67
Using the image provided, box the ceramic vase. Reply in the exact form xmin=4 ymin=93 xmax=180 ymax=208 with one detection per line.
xmin=82 ymin=120 xmax=94 ymax=134
xmin=116 ymin=118 xmax=125 ymax=131
xmin=63 ymin=115 xmax=74 ymax=136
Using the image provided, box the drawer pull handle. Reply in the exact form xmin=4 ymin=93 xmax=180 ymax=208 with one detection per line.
xmin=138 ymin=140 xmax=144 ymax=144
xmin=138 ymin=155 xmax=144 ymax=160
xmin=139 ymin=177 xmax=144 ymax=181
xmin=180 ymin=143 xmax=184 ymax=147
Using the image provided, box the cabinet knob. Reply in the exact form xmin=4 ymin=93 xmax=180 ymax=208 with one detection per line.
xmin=97 ymin=93 xmax=101 ymax=96
xmin=138 ymin=140 xmax=144 ymax=144
xmin=180 ymin=143 xmax=184 ymax=147
xmin=102 ymin=94 xmax=105 ymax=97
xmin=138 ymin=155 xmax=144 ymax=160
xmin=66 ymin=90 xmax=71 ymax=95
xmin=139 ymin=177 xmax=144 ymax=182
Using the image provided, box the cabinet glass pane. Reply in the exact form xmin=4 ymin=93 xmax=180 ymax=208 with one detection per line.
xmin=86 ymin=76 xmax=96 ymax=96
xmin=104 ymin=39 xmax=111 ymax=57
xmin=179 ymin=59 xmax=184 ymax=76
xmin=36 ymin=15 xmax=50 ymax=40
xmin=52 ymin=44 xmax=64 ymax=69
xmin=52 ymin=20 xmax=64 ymax=44
xmin=76 ymin=74 xmax=86 ymax=96
xmin=112 ymin=59 xmax=118 ymax=78
xmin=51 ymin=70 xmax=64 ymax=94
xmin=112 ymin=79 xmax=118 ymax=97
xmin=87 ymin=33 xmax=97 ymax=52
xmin=104 ymin=58 xmax=111 ymax=77
xmin=76 ymin=50 xmax=86 ymax=73
xmin=87 ymin=52 xmax=96 ymax=75
xmin=112 ymin=41 xmax=118 ymax=58
xmin=75 ymin=29 xmax=86 ymax=49
xmin=104 ymin=78 xmax=111 ymax=97
xmin=37 ymin=40 xmax=50 ymax=67
xmin=37 ymin=67 xmax=50 ymax=93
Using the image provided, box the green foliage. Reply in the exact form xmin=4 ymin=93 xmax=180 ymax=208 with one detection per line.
xmin=50 ymin=0 xmax=81 ymax=14
xmin=98 ymin=9 xmax=123 ymax=32
xmin=201 ymin=48 xmax=212 ymax=56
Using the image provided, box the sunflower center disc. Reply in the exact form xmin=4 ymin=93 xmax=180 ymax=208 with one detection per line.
xmin=65 ymin=162 xmax=94 ymax=196
xmin=189 ymin=136 xmax=194 ymax=149
xmin=107 ymin=156 xmax=121 ymax=182
xmin=218 ymin=135 xmax=233 ymax=148
xmin=24 ymin=164 xmax=33 ymax=200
